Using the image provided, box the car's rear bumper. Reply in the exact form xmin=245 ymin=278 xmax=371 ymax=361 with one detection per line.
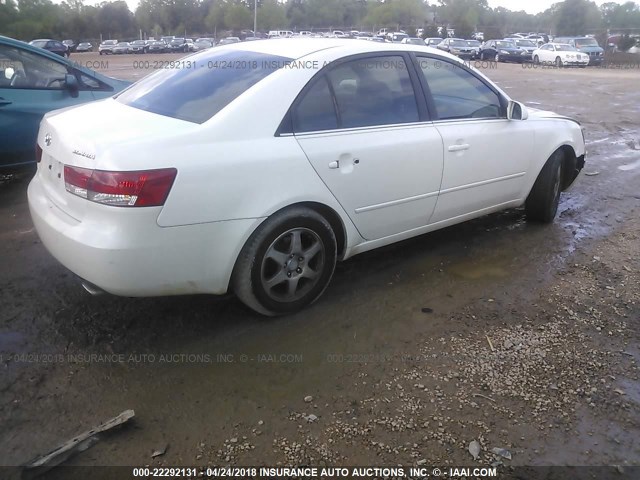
xmin=28 ymin=174 xmax=261 ymax=297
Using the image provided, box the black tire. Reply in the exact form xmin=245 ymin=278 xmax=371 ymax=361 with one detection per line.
xmin=555 ymin=56 xmax=563 ymax=68
xmin=525 ymin=150 xmax=563 ymax=223
xmin=232 ymin=207 xmax=337 ymax=316
xmin=495 ymin=53 xmax=500 ymax=62
xmin=533 ymin=55 xmax=539 ymax=64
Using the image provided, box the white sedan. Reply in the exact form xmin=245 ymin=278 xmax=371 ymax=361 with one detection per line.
xmin=533 ymin=43 xmax=590 ymax=67
xmin=28 ymin=39 xmax=586 ymax=315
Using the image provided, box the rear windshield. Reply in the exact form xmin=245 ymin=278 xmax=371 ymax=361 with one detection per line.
xmin=116 ymin=50 xmax=291 ymax=124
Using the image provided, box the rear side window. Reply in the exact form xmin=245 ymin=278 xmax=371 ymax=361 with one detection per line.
xmin=328 ymin=56 xmax=419 ymax=128
xmin=116 ymin=50 xmax=291 ymax=124
xmin=293 ymin=76 xmax=338 ymax=133
xmin=292 ymin=55 xmax=419 ymax=133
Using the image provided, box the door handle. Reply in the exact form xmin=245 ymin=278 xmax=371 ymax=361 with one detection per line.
xmin=0 ymin=98 xmax=12 ymax=107
xmin=328 ymin=161 xmax=339 ymax=169
xmin=448 ymin=144 xmax=470 ymax=152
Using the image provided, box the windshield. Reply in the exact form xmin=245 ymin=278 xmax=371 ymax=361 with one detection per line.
xmin=466 ymin=40 xmax=481 ymax=47
xmin=450 ymin=40 xmax=467 ymax=47
xmin=496 ymin=41 xmax=515 ymax=48
xmin=407 ymin=38 xmax=425 ymax=45
xmin=515 ymin=40 xmax=536 ymax=47
xmin=116 ymin=50 xmax=291 ymax=124
xmin=556 ymin=44 xmax=577 ymax=51
xmin=575 ymin=38 xmax=599 ymax=47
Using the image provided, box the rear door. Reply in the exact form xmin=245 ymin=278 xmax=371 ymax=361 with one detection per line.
xmin=291 ymin=54 xmax=444 ymax=241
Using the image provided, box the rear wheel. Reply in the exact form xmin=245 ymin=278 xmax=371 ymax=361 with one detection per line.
xmin=494 ymin=53 xmax=500 ymax=62
xmin=533 ymin=55 xmax=540 ymax=64
xmin=525 ymin=150 xmax=563 ymax=223
xmin=232 ymin=207 xmax=337 ymax=316
xmin=555 ymin=56 xmax=563 ymax=68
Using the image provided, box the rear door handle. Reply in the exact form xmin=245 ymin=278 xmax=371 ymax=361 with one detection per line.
xmin=448 ymin=144 xmax=470 ymax=152
xmin=328 ymin=161 xmax=339 ymax=169
xmin=0 ymin=98 xmax=12 ymax=107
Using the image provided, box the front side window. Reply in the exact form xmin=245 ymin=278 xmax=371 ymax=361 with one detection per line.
xmin=0 ymin=44 xmax=67 ymax=89
xmin=326 ymin=55 xmax=419 ymax=129
xmin=116 ymin=50 xmax=291 ymax=124
xmin=417 ymin=57 xmax=502 ymax=120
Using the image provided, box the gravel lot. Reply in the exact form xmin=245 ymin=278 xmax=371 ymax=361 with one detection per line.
xmin=1 ymin=51 xmax=639 ymax=478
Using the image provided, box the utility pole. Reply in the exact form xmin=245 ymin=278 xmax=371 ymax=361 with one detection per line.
xmin=254 ymin=0 xmax=257 ymax=36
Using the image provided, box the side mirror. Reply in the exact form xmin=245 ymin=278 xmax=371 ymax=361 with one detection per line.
xmin=507 ymin=100 xmax=528 ymax=120
xmin=65 ymin=73 xmax=79 ymax=98
xmin=4 ymin=67 xmax=14 ymax=80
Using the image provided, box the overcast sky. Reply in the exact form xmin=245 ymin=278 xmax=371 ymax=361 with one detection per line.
xmin=87 ymin=0 xmax=638 ymax=17
xmin=486 ymin=0 xmax=630 ymax=14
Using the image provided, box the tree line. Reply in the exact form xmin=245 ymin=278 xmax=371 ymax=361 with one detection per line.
xmin=1 ymin=0 xmax=639 ymax=42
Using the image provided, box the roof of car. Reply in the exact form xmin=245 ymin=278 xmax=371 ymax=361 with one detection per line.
xmin=220 ymin=38 xmax=463 ymax=61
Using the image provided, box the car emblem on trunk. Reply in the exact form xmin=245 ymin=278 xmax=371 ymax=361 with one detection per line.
xmin=44 ymin=133 xmax=52 ymax=146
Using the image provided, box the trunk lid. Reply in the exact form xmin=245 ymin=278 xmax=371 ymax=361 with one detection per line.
xmin=36 ymin=98 xmax=193 ymax=221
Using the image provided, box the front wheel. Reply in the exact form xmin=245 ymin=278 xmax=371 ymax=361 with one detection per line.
xmin=494 ymin=53 xmax=500 ymax=62
xmin=533 ymin=55 xmax=540 ymax=64
xmin=555 ymin=56 xmax=563 ymax=68
xmin=525 ymin=150 xmax=563 ymax=223
xmin=232 ymin=207 xmax=337 ymax=316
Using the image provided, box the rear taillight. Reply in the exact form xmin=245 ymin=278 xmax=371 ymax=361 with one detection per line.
xmin=36 ymin=144 xmax=43 ymax=163
xmin=64 ymin=166 xmax=177 ymax=207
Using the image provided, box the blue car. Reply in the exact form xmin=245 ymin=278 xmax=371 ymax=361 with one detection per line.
xmin=0 ymin=35 xmax=131 ymax=169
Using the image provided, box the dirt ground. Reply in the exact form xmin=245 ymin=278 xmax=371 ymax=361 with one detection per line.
xmin=1 ymin=53 xmax=639 ymax=478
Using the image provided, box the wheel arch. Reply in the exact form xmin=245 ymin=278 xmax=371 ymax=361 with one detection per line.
xmin=227 ymin=201 xmax=348 ymax=292
xmin=557 ymin=144 xmax=584 ymax=190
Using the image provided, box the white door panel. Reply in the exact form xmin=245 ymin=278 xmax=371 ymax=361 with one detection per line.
xmin=431 ymin=119 xmax=533 ymax=222
xmin=296 ymin=125 xmax=444 ymax=240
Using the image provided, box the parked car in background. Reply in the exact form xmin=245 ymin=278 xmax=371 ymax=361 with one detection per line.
xmin=218 ymin=37 xmax=241 ymax=46
xmin=193 ymin=39 xmax=213 ymax=51
xmin=27 ymin=38 xmax=585 ymax=315
xmin=0 ymin=35 xmax=130 ymax=168
xmin=98 ymin=39 xmax=118 ymax=55
xmin=389 ymin=32 xmax=409 ymax=43
xmin=160 ymin=36 xmax=174 ymax=45
xmin=472 ymin=32 xmax=484 ymax=41
xmin=29 ymin=39 xmax=69 ymax=57
xmin=185 ymin=39 xmax=195 ymax=51
xmin=553 ymin=37 xmax=604 ymax=65
xmin=169 ymin=38 xmax=189 ymax=52
xmin=147 ymin=40 xmax=168 ymax=53
xmin=532 ymin=43 xmax=589 ymax=67
xmin=129 ymin=40 xmax=148 ymax=54
xmin=112 ymin=42 xmax=131 ymax=54
xmin=465 ymin=39 xmax=482 ymax=58
xmin=62 ymin=39 xmax=76 ymax=53
xmin=437 ymin=38 xmax=474 ymax=58
xmin=425 ymin=37 xmax=443 ymax=47
xmin=76 ymin=42 xmax=93 ymax=53
xmin=480 ymin=39 xmax=528 ymax=62
xmin=401 ymin=37 xmax=426 ymax=46
xmin=505 ymin=38 xmax=538 ymax=59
